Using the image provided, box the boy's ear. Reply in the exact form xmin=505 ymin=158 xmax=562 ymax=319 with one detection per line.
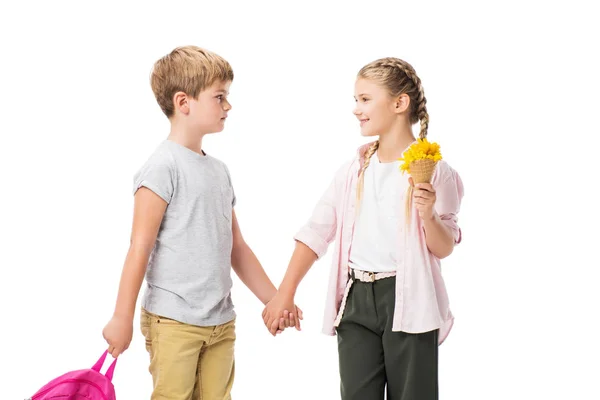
xmin=394 ymin=94 xmax=410 ymax=114
xmin=173 ymin=91 xmax=190 ymax=115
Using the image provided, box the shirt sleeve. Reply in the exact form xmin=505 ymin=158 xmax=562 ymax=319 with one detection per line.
xmin=293 ymin=161 xmax=351 ymax=258
xmin=432 ymin=161 xmax=464 ymax=244
xmin=133 ymin=152 xmax=176 ymax=204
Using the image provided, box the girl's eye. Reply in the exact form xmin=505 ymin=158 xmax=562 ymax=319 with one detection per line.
xmin=362 ymin=97 xmax=369 ymax=102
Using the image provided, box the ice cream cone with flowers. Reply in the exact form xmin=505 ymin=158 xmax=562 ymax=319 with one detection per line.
xmin=398 ymin=138 xmax=442 ymax=224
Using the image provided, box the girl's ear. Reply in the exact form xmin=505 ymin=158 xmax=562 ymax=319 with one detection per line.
xmin=394 ymin=94 xmax=410 ymax=114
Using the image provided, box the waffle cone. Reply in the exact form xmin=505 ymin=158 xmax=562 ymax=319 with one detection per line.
xmin=410 ymin=159 xmax=436 ymax=183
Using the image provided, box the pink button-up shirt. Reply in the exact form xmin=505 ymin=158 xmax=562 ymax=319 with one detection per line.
xmin=294 ymin=141 xmax=464 ymax=345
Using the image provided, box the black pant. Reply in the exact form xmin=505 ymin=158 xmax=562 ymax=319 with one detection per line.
xmin=336 ymin=275 xmax=439 ymax=400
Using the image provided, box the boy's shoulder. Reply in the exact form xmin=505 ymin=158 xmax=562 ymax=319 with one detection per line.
xmin=136 ymin=141 xmax=177 ymax=171
xmin=205 ymin=152 xmax=228 ymax=167
xmin=136 ymin=142 xmax=233 ymax=179
xmin=203 ymin=153 xmax=233 ymax=181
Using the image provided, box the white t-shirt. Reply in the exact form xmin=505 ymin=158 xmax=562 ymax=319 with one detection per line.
xmin=349 ymin=150 xmax=406 ymax=273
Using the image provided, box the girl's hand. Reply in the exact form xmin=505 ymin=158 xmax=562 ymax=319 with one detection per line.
xmin=409 ymin=177 xmax=437 ymax=220
xmin=262 ymin=291 xmax=303 ymax=336
xmin=102 ymin=315 xmax=133 ymax=358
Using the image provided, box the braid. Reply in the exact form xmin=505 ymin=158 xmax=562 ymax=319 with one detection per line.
xmin=356 ymin=141 xmax=379 ymax=213
xmin=358 ymin=58 xmax=430 ymax=138
xmin=398 ymin=61 xmax=428 ymax=139
xmin=410 ymin=71 xmax=429 ymax=139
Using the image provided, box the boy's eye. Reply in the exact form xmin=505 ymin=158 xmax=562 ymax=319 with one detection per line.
xmin=216 ymin=95 xmax=223 ymax=100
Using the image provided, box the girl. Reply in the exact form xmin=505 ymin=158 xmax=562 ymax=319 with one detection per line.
xmin=262 ymin=58 xmax=464 ymax=399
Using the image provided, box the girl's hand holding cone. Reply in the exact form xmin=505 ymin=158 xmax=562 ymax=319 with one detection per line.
xmin=399 ymin=138 xmax=442 ymax=223
xmin=409 ymin=177 xmax=436 ymax=220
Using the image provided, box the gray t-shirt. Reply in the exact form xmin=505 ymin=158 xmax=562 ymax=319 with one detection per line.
xmin=133 ymin=139 xmax=236 ymax=326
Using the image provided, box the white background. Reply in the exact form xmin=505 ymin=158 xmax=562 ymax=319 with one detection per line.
xmin=1 ymin=0 xmax=599 ymax=399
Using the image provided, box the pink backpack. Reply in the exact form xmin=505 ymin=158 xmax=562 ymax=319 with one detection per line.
xmin=27 ymin=350 xmax=117 ymax=400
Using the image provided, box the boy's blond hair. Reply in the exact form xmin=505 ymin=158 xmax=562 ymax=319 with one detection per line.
xmin=150 ymin=46 xmax=234 ymax=118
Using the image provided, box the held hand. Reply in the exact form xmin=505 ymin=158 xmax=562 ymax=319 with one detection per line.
xmin=102 ymin=315 xmax=133 ymax=358
xmin=409 ymin=177 xmax=437 ymax=221
xmin=262 ymin=291 xmax=302 ymax=336
xmin=286 ymin=305 xmax=304 ymax=332
xmin=269 ymin=305 xmax=305 ymax=333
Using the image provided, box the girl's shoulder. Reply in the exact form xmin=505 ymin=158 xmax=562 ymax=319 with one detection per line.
xmin=332 ymin=158 xmax=357 ymax=183
xmin=335 ymin=145 xmax=367 ymax=179
xmin=432 ymin=160 xmax=461 ymax=185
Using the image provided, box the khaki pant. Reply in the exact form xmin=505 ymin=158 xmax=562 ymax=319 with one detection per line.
xmin=140 ymin=309 xmax=236 ymax=400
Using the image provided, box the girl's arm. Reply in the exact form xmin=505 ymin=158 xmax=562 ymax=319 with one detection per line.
xmin=277 ymin=241 xmax=318 ymax=299
xmin=262 ymin=163 xmax=347 ymax=335
xmin=421 ymin=211 xmax=455 ymax=258
xmin=261 ymin=241 xmax=318 ymax=335
xmin=411 ymin=164 xmax=464 ymax=259
xmin=102 ymin=187 xmax=167 ymax=358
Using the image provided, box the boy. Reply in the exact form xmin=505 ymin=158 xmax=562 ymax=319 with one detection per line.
xmin=102 ymin=46 xmax=300 ymax=400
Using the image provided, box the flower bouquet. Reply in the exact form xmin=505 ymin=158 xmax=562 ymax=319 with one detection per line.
xmin=398 ymin=138 xmax=442 ymax=223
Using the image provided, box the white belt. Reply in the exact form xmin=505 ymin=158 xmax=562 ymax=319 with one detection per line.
xmin=333 ymin=268 xmax=396 ymax=327
xmin=352 ymin=269 xmax=396 ymax=282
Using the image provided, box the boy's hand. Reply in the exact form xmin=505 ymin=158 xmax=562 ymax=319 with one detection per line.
xmin=409 ymin=177 xmax=437 ymax=220
xmin=102 ymin=315 xmax=133 ymax=358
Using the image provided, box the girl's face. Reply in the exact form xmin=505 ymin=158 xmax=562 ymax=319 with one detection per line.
xmin=353 ymin=78 xmax=399 ymax=137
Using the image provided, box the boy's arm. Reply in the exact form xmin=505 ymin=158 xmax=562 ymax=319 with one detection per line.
xmin=230 ymin=210 xmax=278 ymax=306
xmin=102 ymin=187 xmax=167 ymax=357
xmin=230 ymin=210 xmax=302 ymax=333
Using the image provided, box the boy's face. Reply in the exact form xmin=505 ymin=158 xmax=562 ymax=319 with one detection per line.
xmin=188 ymin=80 xmax=232 ymax=134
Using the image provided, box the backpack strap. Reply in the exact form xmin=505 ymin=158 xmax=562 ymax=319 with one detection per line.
xmin=92 ymin=350 xmax=118 ymax=381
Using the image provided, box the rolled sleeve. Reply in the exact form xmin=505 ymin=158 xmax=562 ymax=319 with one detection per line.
xmin=133 ymin=154 xmax=176 ymax=204
xmin=433 ymin=162 xmax=464 ymax=244
xmin=294 ymin=227 xmax=331 ymax=259
xmin=294 ymin=162 xmax=350 ymax=259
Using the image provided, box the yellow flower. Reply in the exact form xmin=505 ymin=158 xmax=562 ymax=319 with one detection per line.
xmin=398 ymin=138 xmax=442 ymax=174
